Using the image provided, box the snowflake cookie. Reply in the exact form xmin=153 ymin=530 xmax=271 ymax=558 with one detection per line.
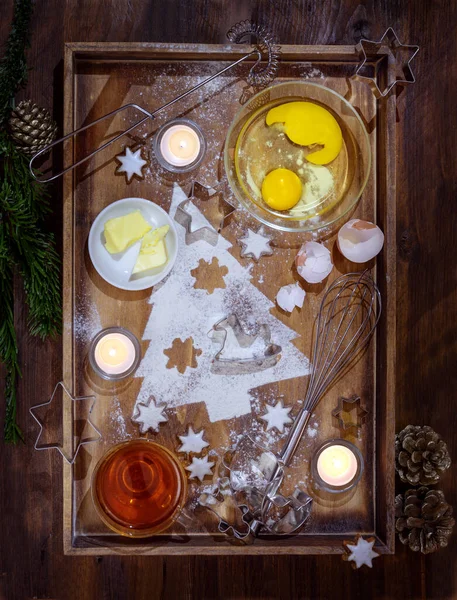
xmin=186 ymin=456 xmax=215 ymax=481
xmin=178 ymin=426 xmax=209 ymax=454
xmin=260 ymin=400 xmax=293 ymax=433
xmin=115 ymin=146 xmax=147 ymax=183
xmin=131 ymin=397 xmax=168 ymax=434
xmin=342 ymin=535 xmax=380 ymax=569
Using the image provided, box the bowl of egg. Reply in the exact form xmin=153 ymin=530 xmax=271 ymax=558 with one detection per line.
xmin=224 ymin=81 xmax=371 ymax=233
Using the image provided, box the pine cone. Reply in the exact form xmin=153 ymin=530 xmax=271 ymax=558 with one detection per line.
xmin=395 ymin=487 xmax=455 ymax=554
xmin=395 ymin=425 xmax=451 ymax=485
xmin=8 ymin=100 xmax=57 ymax=156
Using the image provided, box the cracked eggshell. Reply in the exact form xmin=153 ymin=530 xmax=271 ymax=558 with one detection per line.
xmin=337 ymin=219 xmax=384 ymax=263
xmin=276 ymin=283 xmax=306 ymax=313
xmin=295 ymin=241 xmax=333 ymax=284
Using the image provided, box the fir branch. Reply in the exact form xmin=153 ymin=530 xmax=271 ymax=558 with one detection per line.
xmin=0 ymin=0 xmax=33 ymax=126
xmin=0 ymin=139 xmax=61 ymax=340
xmin=0 ymin=0 xmax=61 ymax=441
xmin=0 ymin=217 xmax=22 ymax=443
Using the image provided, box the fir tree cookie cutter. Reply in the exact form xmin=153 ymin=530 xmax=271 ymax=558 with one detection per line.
xmin=208 ymin=314 xmax=282 ymax=375
xmin=174 ymin=180 xmax=236 ymax=246
xmin=29 ymin=382 xmax=102 ymax=465
xmin=352 ymin=27 xmax=419 ymax=99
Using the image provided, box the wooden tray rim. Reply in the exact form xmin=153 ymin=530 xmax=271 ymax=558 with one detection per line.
xmin=62 ymin=41 xmax=396 ymax=556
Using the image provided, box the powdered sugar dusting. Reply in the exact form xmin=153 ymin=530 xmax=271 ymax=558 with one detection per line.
xmin=73 ymin=294 xmax=102 ymax=343
xmin=134 ymin=184 xmax=311 ymax=423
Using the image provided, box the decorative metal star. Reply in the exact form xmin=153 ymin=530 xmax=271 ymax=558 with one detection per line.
xmin=29 ymin=382 xmax=101 ymax=465
xmin=352 ymin=27 xmax=419 ymax=98
xmin=332 ymin=394 xmax=368 ymax=432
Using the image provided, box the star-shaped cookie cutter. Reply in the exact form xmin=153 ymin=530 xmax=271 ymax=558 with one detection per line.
xmin=352 ymin=27 xmax=419 ymax=98
xmin=332 ymin=394 xmax=368 ymax=433
xmin=29 ymin=382 xmax=102 ymax=465
xmin=208 ymin=314 xmax=282 ymax=375
xmin=174 ymin=180 xmax=237 ymax=246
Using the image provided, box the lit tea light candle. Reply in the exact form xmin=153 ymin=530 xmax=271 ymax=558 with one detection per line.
xmin=154 ymin=119 xmax=206 ymax=172
xmin=89 ymin=327 xmax=141 ymax=380
xmin=312 ymin=439 xmax=363 ymax=493
xmin=317 ymin=444 xmax=358 ymax=486
xmin=160 ymin=125 xmax=200 ymax=166
xmin=94 ymin=333 xmax=135 ymax=374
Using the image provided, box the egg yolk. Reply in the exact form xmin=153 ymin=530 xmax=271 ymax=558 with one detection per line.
xmin=266 ymin=101 xmax=343 ymax=165
xmin=261 ymin=168 xmax=302 ymax=211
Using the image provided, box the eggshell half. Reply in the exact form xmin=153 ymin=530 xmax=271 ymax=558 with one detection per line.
xmin=337 ymin=219 xmax=384 ymax=263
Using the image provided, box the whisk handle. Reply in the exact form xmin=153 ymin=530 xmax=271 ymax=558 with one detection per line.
xmin=279 ymin=409 xmax=311 ymax=466
xmin=248 ymin=409 xmax=312 ymax=537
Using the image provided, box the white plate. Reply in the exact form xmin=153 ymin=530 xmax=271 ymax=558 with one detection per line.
xmin=88 ymin=198 xmax=178 ymax=291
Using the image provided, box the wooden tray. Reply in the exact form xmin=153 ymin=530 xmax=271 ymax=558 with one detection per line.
xmin=62 ymin=42 xmax=396 ymax=555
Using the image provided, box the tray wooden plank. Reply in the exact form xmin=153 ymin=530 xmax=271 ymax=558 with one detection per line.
xmin=62 ymin=43 xmax=396 ymax=555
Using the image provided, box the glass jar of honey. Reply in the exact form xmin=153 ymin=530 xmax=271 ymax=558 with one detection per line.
xmin=91 ymin=439 xmax=187 ymax=537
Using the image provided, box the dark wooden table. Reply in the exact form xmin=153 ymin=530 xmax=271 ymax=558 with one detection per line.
xmin=1 ymin=1 xmax=456 ymax=598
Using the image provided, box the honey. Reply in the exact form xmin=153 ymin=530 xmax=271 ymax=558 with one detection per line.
xmin=92 ymin=440 xmax=187 ymax=537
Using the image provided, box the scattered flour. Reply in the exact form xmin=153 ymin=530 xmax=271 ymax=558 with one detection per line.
xmin=73 ymin=295 xmax=102 ymax=343
xmin=134 ymin=184 xmax=311 ymax=423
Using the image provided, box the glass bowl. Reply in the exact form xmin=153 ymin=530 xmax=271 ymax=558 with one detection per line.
xmin=224 ymin=81 xmax=371 ymax=233
xmin=91 ymin=439 xmax=188 ymax=538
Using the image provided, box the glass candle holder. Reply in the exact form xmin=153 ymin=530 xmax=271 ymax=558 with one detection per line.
xmin=89 ymin=327 xmax=141 ymax=381
xmin=311 ymin=439 xmax=364 ymax=494
xmin=91 ymin=439 xmax=188 ymax=538
xmin=153 ymin=118 xmax=206 ymax=173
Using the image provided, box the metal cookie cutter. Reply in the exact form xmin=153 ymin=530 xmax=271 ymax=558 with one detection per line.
xmin=208 ymin=314 xmax=282 ymax=375
xmin=352 ymin=27 xmax=419 ymax=98
xmin=198 ymin=436 xmax=313 ymax=539
xmin=29 ymin=381 xmax=102 ymax=465
xmin=332 ymin=394 xmax=368 ymax=433
xmin=198 ymin=477 xmax=252 ymax=541
xmin=174 ymin=180 xmax=236 ymax=246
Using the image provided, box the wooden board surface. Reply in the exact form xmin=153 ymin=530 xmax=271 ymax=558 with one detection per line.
xmin=61 ymin=43 xmax=395 ymax=555
xmin=1 ymin=0 xmax=456 ymax=598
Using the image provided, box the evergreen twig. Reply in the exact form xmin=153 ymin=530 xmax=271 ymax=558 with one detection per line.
xmin=0 ymin=0 xmax=61 ymax=442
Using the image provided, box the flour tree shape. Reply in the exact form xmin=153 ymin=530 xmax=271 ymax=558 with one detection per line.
xmin=134 ymin=184 xmax=310 ymax=423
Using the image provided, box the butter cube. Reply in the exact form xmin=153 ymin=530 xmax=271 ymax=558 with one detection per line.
xmin=132 ymin=239 xmax=168 ymax=274
xmin=104 ymin=210 xmax=151 ymax=254
xmin=140 ymin=225 xmax=170 ymax=253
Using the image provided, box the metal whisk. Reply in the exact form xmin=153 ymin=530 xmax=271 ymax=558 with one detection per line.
xmin=279 ymin=270 xmax=381 ymax=467
xmin=246 ymin=271 xmax=381 ymax=536
xmin=29 ymin=20 xmax=280 ymax=183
